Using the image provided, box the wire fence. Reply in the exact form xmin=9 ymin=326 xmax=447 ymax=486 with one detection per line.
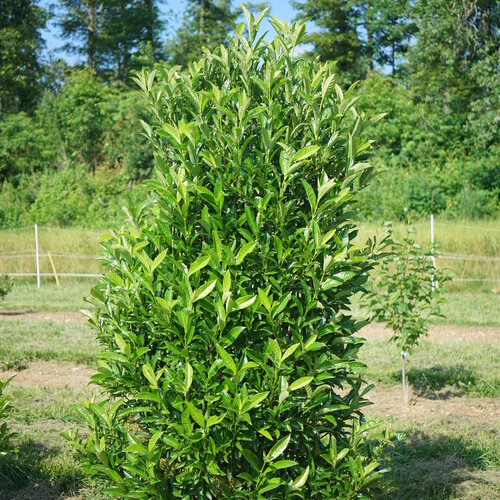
xmin=1 ymin=220 xmax=499 ymax=284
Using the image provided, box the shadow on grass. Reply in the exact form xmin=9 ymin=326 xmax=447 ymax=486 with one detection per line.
xmin=388 ymin=364 xmax=497 ymax=398
xmin=0 ymin=440 xmax=99 ymax=499
xmin=385 ymin=430 xmax=496 ymax=499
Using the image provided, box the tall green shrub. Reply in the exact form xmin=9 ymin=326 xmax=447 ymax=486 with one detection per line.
xmin=68 ymin=10 xmax=390 ymax=498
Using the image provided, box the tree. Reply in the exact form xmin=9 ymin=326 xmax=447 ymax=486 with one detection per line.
xmin=293 ymin=0 xmax=365 ymax=81
xmin=167 ymin=0 xmax=237 ymax=66
xmin=57 ymin=0 xmax=166 ymax=79
xmin=368 ymin=227 xmax=450 ymax=404
xmin=65 ymin=10 xmax=393 ymax=497
xmin=58 ymin=0 xmax=103 ymax=72
xmin=408 ymin=0 xmax=499 ymax=146
xmin=0 ymin=0 xmax=47 ymax=112
xmin=365 ymin=0 xmax=414 ymax=75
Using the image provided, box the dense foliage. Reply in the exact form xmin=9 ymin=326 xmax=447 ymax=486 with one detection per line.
xmin=0 ymin=376 xmax=14 ymax=458
xmin=66 ymin=12 xmax=392 ymax=497
xmin=0 ymin=275 xmax=13 ymax=302
xmin=0 ymin=0 xmax=497 ymax=229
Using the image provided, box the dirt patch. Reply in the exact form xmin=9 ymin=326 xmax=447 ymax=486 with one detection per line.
xmin=3 ymin=360 xmax=95 ymax=389
xmin=0 ymin=310 xmax=87 ymax=324
xmin=360 ymin=323 xmax=500 ymax=342
xmin=0 ymin=481 xmax=78 ymax=500
xmin=366 ymin=384 xmax=499 ymax=425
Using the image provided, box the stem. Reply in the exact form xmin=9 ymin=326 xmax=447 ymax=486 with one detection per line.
xmin=401 ymin=351 xmax=408 ymax=406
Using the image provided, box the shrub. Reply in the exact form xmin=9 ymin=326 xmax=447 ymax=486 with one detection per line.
xmin=0 ymin=376 xmax=14 ymax=458
xmin=0 ymin=275 xmax=13 ymax=302
xmin=67 ymin=10 xmax=391 ymax=498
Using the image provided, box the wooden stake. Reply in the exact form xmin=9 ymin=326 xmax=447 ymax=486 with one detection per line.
xmin=47 ymin=252 xmax=60 ymax=286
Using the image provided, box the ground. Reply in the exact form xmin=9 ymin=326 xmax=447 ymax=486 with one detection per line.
xmin=0 ymin=285 xmax=499 ymax=498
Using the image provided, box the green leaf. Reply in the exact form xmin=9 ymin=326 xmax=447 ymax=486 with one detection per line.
xmin=134 ymin=392 xmax=161 ymax=403
xmin=289 ymin=376 xmax=314 ymax=391
xmin=282 ymin=343 xmax=299 ymax=361
xmin=222 ymin=269 xmax=231 ymax=293
xmin=151 ymin=249 xmax=167 ymax=272
xmin=291 ymin=465 xmax=310 ymax=490
xmin=184 ymin=362 xmax=193 ymax=393
xmin=236 ymin=242 xmax=257 ymax=265
xmin=188 ymin=254 xmax=211 ymax=277
xmin=223 ymin=326 xmax=245 ymax=347
xmin=192 ymin=279 xmax=217 ymax=302
xmin=216 ymin=344 xmax=237 ymax=376
xmin=124 ymin=443 xmax=147 ymax=454
xmin=258 ymin=288 xmax=272 ymax=313
xmin=148 ymin=431 xmax=163 ymax=452
xmin=293 ymin=145 xmax=320 ymax=162
xmin=186 ymin=402 xmax=205 ymax=428
xmin=242 ymin=449 xmax=261 ymax=472
xmin=244 ymin=391 xmax=269 ymax=412
xmin=301 ymin=179 xmax=316 ymax=212
xmin=142 ymin=363 xmax=158 ymax=389
xmin=266 ymin=435 xmax=290 ymax=462
xmin=206 ymin=414 xmax=226 ymax=429
xmin=271 ymin=460 xmax=298 ymax=470
xmin=236 ymin=295 xmax=256 ymax=310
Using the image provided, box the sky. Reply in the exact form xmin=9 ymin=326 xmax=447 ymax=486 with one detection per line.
xmin=40 ymin=0 xmax=299 ymax=64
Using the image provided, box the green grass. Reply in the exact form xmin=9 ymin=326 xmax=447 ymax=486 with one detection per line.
xmin=360 ymin=336 xmax=500 ymax=398
xmin=0 ymin=282 xmax=93 ymax=312
xmin=0 ymin=226 xmax=103 ymax=277
xmin=438 ymin=291 xmax=500 ymax=326
xmin=1 ymin=219 xmax=498 ymax=289
xmin=382 ymin=416 xmax=500 ymax=499
xmin=0 ymin=319 xmax=98 ymax=370
xmin=0 ymin=318 xmax=105 ymax=497
xmin=356 ymin=218 xmax=500 ymax=292
xmin=0 ymin=386 xmax=108 ymax=499
xmin=352 ymin=289 xmax=500 ymax=327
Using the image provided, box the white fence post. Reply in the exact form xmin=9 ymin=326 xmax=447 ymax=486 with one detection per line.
xmin=430 ymin=214 xmax=437 ymax=290
xmin=35 ymin=224 xmax=40 ymax=289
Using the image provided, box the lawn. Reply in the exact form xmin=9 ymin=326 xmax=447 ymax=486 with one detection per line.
xmin=0 ymin=281 xmax=499 ymax=498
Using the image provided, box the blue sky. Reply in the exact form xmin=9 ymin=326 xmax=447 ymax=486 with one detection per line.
xmin=40 ymin=0 xmax=299 ymax=64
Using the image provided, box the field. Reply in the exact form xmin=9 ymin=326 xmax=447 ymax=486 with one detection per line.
xmin=0 ymin=221 xmax=499 ymax=498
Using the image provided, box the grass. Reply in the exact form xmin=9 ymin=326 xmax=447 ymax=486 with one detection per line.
xmin=1 ymin=218 xmax=498 ymax=289
xmin=356 ymin=218 xmax=500 ymax=292
xmin=0 ymin=319 xmax=97 ymax=371
xmin=360 ymin=335 xmax=500 ymax=397
xmin=0 ymin=225 xmax=103 ymax=276
xmin=0 ymin=281 xmax=93 ymax=312
xmin=0 ymin=218 xmax=498 ymax=497
xmin=381 ymin=416 xmax=500 ymax=499
xmin=437 ymin=291 xmax=500 ymax=326
xmin=352 ymin=289 xmax=500 ymax=327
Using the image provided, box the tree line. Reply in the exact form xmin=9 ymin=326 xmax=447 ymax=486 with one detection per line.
xmin=0 ymin=1 xmax=498 ymax=227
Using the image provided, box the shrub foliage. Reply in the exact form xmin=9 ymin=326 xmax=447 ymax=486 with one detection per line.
xmin=69 ymin=11 xmax=389 ymax=498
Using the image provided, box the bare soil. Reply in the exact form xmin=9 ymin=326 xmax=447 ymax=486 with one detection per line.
xmin=360 ymin=323 xmax=500 ymax=342
xmin=0 ymin=310 xmax=87 ymax=324
xmin=3 ymin=360 xmax=95 ymax=389
xmin=365 ymin=384 xmax=499 ymax=425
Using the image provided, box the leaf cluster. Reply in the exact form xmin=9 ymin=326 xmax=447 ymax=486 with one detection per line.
xmin=67 ymin=10 xmax=392 ymax=498
xmin=367 ymin=227 xmax=451 ymax=352
xmin=0 ymin=376 xmax=15 ymax=457
xmin=0 ymin=275 xmax=13 ymax=302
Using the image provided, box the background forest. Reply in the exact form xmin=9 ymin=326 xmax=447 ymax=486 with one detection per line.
xmin=0 ymin=0 xmax=498 ymax=228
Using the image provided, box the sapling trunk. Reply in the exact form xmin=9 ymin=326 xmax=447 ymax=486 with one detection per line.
xmin=401 ymin=351 xmax=409 ymax=405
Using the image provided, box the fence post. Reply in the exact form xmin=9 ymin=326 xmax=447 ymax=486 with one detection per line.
xmin=430 ymin=213 xmax=437 ymax=290
xmin=47 ymin=251 xmax=60 ymax=286
xmin=35 ymin=224 xmax=40 ymax=289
